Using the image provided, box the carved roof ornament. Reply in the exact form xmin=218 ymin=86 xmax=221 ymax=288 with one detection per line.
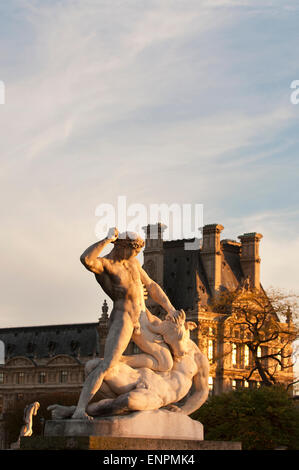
xmin=242 ymin=276 xmax=251 ymax=291
xmin=100 ymin=299 xmax=109 ymax=321
xmin=286 ymin=306 xmax=292 ymax=325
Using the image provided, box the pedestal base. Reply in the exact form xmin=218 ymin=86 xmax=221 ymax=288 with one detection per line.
xmin=44 ymin=410 xmax=204 ymax=441
xmin=20 ymin=436 xmax=242 ymax=450
xmin=20 ymin=410 xmax=241 ymax=450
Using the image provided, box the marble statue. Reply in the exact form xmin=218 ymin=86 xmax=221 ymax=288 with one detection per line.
xmin=48 ymin=310 xmax=209 ymax=419
xmin=11 ymin=401 xmax=40 ymax=448
xmin=20 ymin=401 xmax=40 ymax=437
xmin=71 ymin=228 xmax=182 ymax=420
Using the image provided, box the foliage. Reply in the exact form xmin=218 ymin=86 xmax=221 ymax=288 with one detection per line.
xmin=192 ymin=386 xmax=299 ymax=450
xmin=211 ymin=287 xmax=299 ymax=387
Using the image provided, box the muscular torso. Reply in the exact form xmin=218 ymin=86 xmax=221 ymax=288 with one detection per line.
xmin=95 ymin=257 xmax=145 ymax=327
xmin=104 ymin=344 xmax=199 ymax=406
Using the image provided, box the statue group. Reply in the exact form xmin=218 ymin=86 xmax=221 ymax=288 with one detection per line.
xmin=48 ymin=228 xmax=209 ymax=421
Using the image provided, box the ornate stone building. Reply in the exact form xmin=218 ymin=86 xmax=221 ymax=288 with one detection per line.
xmin=0 ymin=223 xmax=294 ymax=448
xmin=142 ymin=223 xmax=293 ymax=395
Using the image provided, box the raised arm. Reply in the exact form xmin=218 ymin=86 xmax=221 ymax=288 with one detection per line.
xmin=139 ymin=266 xmax=177 ymax=318
xmin=80 ymin=227 xmax=118 ymax=274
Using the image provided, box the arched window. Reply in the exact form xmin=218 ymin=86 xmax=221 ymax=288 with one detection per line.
xmin=257 ymin=346 xmax=262 ymax=358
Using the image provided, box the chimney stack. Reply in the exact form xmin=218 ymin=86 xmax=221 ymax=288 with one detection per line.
xmin=201 ymin=224 xmax=224 ymax=296
xmin=238 ymin=232 xmax=263 ymax=290
xmin=142 ymin=223 xmax=167 ymax=288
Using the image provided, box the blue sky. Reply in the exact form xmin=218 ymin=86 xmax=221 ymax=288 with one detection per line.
xmin=0 ymin=0 xmax=299 ymax=328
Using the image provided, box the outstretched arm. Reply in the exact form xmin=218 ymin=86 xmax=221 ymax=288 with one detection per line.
xmin=179 ymin=353 xmax=210 ymax=415
xmin=80 ymin=227 xmax=118 ymax=274
xmin=139 ymin=267 xmax=177 ymax=317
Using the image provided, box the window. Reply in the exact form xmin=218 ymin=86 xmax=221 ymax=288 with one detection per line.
xmin=277 ymin=353 xmax=282 ymax=370
xmin=231 ymin=379 xmax=237 ymax=390
xmin=39 ymin=372 xmax=46 ymax=384
xmin=208 ymin=340 xmax=214 ymax=361
xmin=244 ymin=345 xmax=250 ymax=367
xmin=208 ymin=376 xmax=214 ymax=395
xmin=244 ymin=380 xmax=249 ymax=388
xmin=60 ymin=371 xmax=68 ymax=383
xmin=0 ymin=372 xmax=4 ymax=384
xmin=16 ymin=372 xmax=25 ymax=384
xmin=257 ymin=346 xmax=262 ymax=358
xmin=232 ymin=343 xmax=237 ymax=366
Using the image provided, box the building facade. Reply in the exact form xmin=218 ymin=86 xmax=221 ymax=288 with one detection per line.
xmin=142 ymin=223 xmax=293 ymax=396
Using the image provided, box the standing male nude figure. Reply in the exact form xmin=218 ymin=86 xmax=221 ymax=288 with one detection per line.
xmin=72 ymin=228 xmax=179 ymax=419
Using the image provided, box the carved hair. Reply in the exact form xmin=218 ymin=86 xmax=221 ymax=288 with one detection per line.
xmin=113 ymin=232 xmax=145 ymax=249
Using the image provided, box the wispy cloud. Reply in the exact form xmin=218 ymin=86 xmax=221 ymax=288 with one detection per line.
xmin=0 ymin=0 xmax=298 ymax=326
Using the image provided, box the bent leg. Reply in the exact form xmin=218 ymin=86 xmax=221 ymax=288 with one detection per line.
xmin=72 ymin=313 xmax=134 ymax=419
xmin=126 ymin=389 xmax=164 ymax=411
xmin=87 ymin=394 xmax=131 ymax=417
xmin=47 ymin=404 xmax=76 ymax=420
xmin=131 ymin=332 xmax=173 ymax=372
xmin=87 ymin=389 xmax=164 ymax=417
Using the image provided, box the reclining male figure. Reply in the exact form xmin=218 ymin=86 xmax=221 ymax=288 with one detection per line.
xmin=48 ymin=311 xmax=210 ymax=419
xmin=72 ymin=228 xmax=180 ymax=420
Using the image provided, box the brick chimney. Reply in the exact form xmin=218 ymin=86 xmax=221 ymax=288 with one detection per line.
xmin=238 ymin=232 xmax=263 ymax=290
xmin=97 ymin=299 xmax=109 ymax=356
xmin=201 ymin=224 xmax=224 ymax=296
xmin=142 ymin=223 xmax=166 ymax=288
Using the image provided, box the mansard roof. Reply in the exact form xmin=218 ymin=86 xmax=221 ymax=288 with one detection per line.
xmin=162 ymin=238 xmax=247 ymax=310
xmin=0 ymin=322 xmax=100 ymax=360
xmin=163 ymin=239 xmax=211 ymax=310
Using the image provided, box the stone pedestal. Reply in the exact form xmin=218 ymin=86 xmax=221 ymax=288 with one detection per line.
xmin=44 ymin=410 xmax=204 ymax=441
xmin=20 ymin=435 xmax=242 ymax=450
xmin=19 ymin=410 xmax=242 ymax=450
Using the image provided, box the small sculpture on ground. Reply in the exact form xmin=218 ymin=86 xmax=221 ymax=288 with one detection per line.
xmin=20 ymin=401 xmax=40 ymax=437
xmin=11 ymin=401 xmax=40 ymax=448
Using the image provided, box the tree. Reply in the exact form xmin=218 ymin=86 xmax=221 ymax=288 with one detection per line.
xmin=191 ymin=386 xmax=299 ymax=450
xmin=211 ymin=287 xmax=299 ymax=388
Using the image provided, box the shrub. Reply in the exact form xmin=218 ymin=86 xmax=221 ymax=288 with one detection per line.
xmin=192 ymin=386 xmax=299 ymax=450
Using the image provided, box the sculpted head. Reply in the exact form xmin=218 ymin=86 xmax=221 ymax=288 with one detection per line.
xmin=112 ymin=232 xmax=145 ymax=259
xmin=160 ymin=310 xmax=197 ymax=358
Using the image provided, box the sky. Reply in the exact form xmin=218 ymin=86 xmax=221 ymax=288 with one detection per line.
xmin=0 ymin=0 xmax=299 ymax=330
